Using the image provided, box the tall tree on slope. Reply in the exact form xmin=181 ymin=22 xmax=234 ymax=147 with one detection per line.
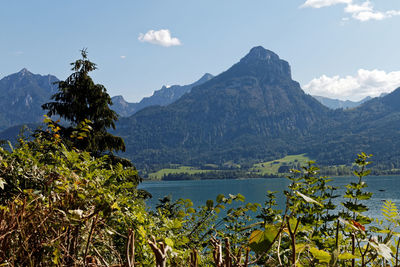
xmin=42 ymin=49 xmax=125 ymax=154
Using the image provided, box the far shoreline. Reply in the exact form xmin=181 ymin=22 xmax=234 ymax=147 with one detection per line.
xmin=140 ymin=173 xmax=400 ymax=182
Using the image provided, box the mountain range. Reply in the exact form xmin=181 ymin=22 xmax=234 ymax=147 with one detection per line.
xmin=113 ymin=46 xmax=400 ymax=170
xmin=0 ymin=69 xmax=213 ymax=130
xmin=312 ymin=95 xmax=372 ymax=110
xmin=111 ymin=73 xmax=213 ymax=117
xmin=0 ymin=47 xmax=399 ymax=172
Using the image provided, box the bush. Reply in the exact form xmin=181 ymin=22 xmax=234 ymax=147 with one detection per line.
xmin=1 ymin=124 xmax=400 ymax=266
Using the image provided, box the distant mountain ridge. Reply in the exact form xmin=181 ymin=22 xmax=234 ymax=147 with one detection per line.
xmin=111 ymin=73 xmax=214 ymax=117
xmin=0 ymin=68 xmax=214 ymax=134
xmin=306 ymin=87 xmax=400 ymax=167
xmin=0 ymin=68 xmax=58 ymax=130
xmin=313 ymin=95 xmax=372 ymax=109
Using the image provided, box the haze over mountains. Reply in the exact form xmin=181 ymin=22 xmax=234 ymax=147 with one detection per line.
xmin=0 ymin=46 xmax=399 ymax=171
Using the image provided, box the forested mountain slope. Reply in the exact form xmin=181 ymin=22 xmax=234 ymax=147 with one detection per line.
xmin=116 ymin=47 xmax=333 ymax=168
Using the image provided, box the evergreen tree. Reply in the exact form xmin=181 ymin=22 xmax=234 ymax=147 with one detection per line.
xmin=42 ymin=49 xmax=125 ymax=154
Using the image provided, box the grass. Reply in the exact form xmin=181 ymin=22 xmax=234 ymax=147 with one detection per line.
xmin=250 ymin=154 xmax=311 ymax=175
xmin=148 ymin=166 xmax=213 ymax=180
xmin=147 ymin=154 xmax=312 ymax=180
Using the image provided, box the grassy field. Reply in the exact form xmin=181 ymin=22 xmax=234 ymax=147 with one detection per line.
xmin=147 ymin=154 xmax=312 ymax=180
xmin=250 ymin=154 xmax=311 ymax=175
xmin=148 ymin=166 xmax=213 ymax=180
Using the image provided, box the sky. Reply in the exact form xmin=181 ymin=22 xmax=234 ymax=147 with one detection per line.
xmin=1 ymin=0 xmax=400 ymax=102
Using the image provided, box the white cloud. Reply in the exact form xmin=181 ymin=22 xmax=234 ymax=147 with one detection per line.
xmin=302 ymin=0 xmax=400 ymax=21
xmin=303 ymin=69 xmax=400 ymax=101
xmin=344 ymin=1 xmax=372 ymax=13
xmin=138 ymin=29 xmax=181 ymax=47
xmin=301 ymin=0 xmax=351 ymax=8
xmin=351 ymin=10 xmax=385 ymax=21
xmin=350 ymin=8 xmax=400 ymax=21
xmin=120 ymin=55 xmax=126 ymax=59
xmin=387 ymin=10 xmax=400 ymax=16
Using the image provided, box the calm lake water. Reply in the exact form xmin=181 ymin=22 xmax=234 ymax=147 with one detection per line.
xmin=139 ymin=176 xmax=400 ymax=220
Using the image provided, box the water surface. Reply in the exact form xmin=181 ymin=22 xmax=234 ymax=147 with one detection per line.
xmin=139 ymin=176 xmax=400 ymax=220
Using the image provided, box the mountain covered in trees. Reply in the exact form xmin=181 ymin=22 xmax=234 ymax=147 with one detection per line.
xmin=114 ymin=47 xmax=329 ymax=167
xmin=307 ymin=88 xmax=400 ymax=168
xmin=1 ymin=47 xmax=400 ymax=172
xmin=0 ymin=69 xmax=58 ymax=130
xmin=114 ymin=46 xmax=400 ymax=170
xmin=111 ymin=73 xmax=213 ymax=117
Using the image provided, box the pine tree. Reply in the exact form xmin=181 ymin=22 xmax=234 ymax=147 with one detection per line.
xmin=42 ymin=49 xmax=125 ymax=154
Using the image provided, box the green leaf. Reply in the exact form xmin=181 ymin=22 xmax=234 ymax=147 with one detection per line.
xmin=249 ymin=224 xmax=278 ymax=254
xmin=236 ymin=193 xmax=245 ymax=202
xmin=111 ymin=202 xmax=119 ymax=210
xmin=338 ymin=252 xmax=359 ymax=260
xmin=172 ymin=218 xmax=182 ymax=229
xmin=187 ymin=208 xmax=195 ymax=213
xmin=52 ymin=247 xmax=60 ymax=264
xmin=309 ymin=247 xmax=331 ymax=263
xmin=165 ymin=237 xmax=174 ymax=248
xmin=206 ymin=199 xmax=214 ymax=209
xmin=296 ymin=243 xmax=307 ymax=253
xmin=382 ymin=200 xmax=398 ymax=220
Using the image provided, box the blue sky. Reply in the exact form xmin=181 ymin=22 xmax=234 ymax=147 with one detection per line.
xmin=1 ymin=0 xmax=400 ymax=101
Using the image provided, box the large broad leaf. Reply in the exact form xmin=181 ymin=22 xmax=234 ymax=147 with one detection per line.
xmin=249 ymin=225 xmax=278 ymax=254
xmin=370 ymin=242 xmax=393 ymax=262
xmin=309 ymin=247 xmax=331 ymax=263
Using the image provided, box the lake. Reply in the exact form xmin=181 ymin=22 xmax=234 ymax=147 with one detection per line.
xmin=139 ymin=175 xmax=400 ymax=220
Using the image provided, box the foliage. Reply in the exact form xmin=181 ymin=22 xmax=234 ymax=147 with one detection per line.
xmin=41 ymin=49 xmax=125 ymax=154
xmin=2 ymin=129 xmax=400 ymax=267
xmin=0 ymin=121 xmax=140 ymax=265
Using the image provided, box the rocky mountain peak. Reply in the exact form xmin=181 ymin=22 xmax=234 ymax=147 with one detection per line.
xmin=198 ymin=73 xmax=214 ymax=82
xmin=227 ymin=46 xmax=292 ymax=80
xmin=18 ymin=68 xmax=33 ymax=76
xmin=242 ymin=46 xmax=280 ymax=62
